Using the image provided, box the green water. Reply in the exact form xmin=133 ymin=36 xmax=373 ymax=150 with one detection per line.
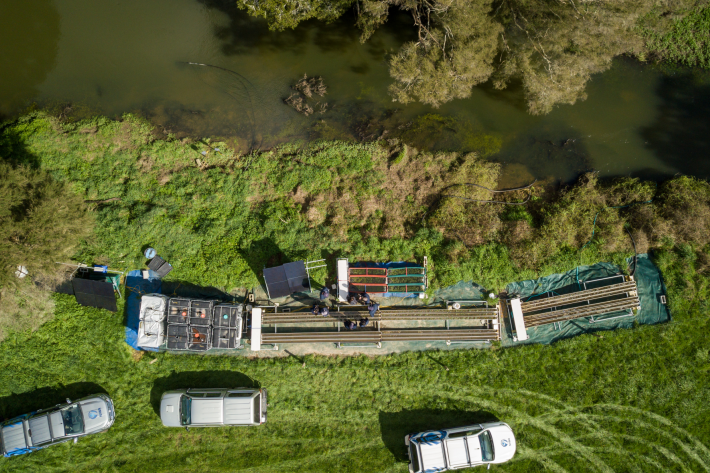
xmin=2 ymin=0 xmax=709 ymax=183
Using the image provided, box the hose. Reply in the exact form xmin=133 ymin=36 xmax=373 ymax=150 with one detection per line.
xmin=441 ymin=180 xmax=537 ymax=205
xmin=181 ymin=62 xmax=259 ymax=150
xmin=625 ymin=226 xmax=637 ymax=277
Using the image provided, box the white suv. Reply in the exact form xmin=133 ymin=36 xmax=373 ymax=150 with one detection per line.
xmin=405 ymin=422 xmax=516 ymax=472
xmin=160 ymin=388 xmax=267 ymax=428
xmin=0 ymin=394 xmax=115 ymax=457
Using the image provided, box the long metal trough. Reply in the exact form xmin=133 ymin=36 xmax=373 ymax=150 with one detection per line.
xmin=261 ymin=331 xmax=381 ymax=344
xmin=520 ymin=281 xmax=637 ymax=313
xmin=254 ymin=306 xmax=501 ymax=347
xmin=262 ymin=308 xmax=498 ymax=324
xmin=380 ymin=329 xmax=499 ymax=341
xmin=524 ymin=296 xmax=640 ymax=327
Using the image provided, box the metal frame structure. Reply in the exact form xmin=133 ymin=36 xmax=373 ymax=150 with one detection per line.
xmin=250 ymin=304 xmax=501 ymax=350
xmin=507 ymin=275 xmax=640 ymax=340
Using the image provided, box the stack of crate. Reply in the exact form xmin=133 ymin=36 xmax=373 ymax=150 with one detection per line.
xmin=166 ymin=298 xmax=214 ymax=351
xmin=212 ymin=305 xmax=243 ymax=349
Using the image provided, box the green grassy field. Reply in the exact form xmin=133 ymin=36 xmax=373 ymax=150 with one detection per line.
xmin=1 ymin=112 xmax=710 ymax=472
xmin=0 ymin=254 xmax=709 ymax=473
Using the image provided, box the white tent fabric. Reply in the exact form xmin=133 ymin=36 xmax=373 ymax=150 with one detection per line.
xmin=137 ymin=294 xmax=167 ymax=348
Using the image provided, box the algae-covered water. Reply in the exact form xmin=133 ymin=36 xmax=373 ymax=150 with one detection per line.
xmin=1 ymin=0 xmax=709 ymax=183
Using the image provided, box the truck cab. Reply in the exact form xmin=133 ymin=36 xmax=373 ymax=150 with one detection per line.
xmin=160 ymin=388 xmax=267 ymax=427
xmin=405 ymin=422 xmax=516 ymax=472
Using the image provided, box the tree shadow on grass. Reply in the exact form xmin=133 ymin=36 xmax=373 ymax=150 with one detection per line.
xmin=0 ymin=382 xmax=108 ymax=421
xmin=238 ymin=237 xmax=288 ymax=291
xmin=150 ymin=371 xmax=259 ymax=416
xmin=161 ymin=279 xmax=244 ymax=302
xmin=378 ymin=409 xmax=498 ymax=462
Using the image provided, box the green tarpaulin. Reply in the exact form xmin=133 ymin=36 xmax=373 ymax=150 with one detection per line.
xmin=502 ymin=253 xmax=670 ymax=346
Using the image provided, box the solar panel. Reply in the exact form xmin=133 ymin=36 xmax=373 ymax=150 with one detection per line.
xmin=263 ymin=265 xmax=290 ymax=298
xmin=147 ymin=256 xmax=166 ymax=271
xmin=148 ymin=255 xmax=173 ymax=278
xmin=284 ymin=261 xmax=309 ymax=293
xmin=264 ymin=261 xmax=310 ymax=298
xmin=267 ymin=280 xmax=291 ymax=299
xmin=155 ymin=261 xmax=173 ymax=278
xmin=53 ymin=280 xmax=75 ymax=295
xmin=71 ymin=278 xmax=117 ymax=312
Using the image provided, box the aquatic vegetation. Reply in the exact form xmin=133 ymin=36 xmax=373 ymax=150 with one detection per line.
xmin=285 ymin=74 xmax=328 ymax=116
xmin=243 ymin=0 xmax=709 ymax=114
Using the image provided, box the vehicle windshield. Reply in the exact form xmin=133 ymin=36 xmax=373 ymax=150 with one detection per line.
xmin=479 ymin=431 xmax=494 ymax=462
xmin=61 ymin=405 xmax=84 ymax=435
xmin=180 ymin=395 xmax=191 ymax=426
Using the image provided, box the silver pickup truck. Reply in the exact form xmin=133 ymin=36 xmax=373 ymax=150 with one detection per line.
xmin=405 ymin=422 xmax=516 ymax=472
xmin=160 ymin=388 xmax=267 ymax=428
xmin=0 ymin=394 xmax=115 ymax=457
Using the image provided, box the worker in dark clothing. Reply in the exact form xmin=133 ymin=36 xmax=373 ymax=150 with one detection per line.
xmin=359 ymin=318 xmax=369 ymax=328
xmin=312 ymin=304 xmax=320 ymax=316
xmin=320 ymin=286 xmax=330 ymax=300
xmin=344 ymin=319 xmax=357 ymax=330
xmin=319 ymin=306 xmax=330 ymax=317
xmin=368 ymin=302 xmax=380 ymax=318
xmin=357 ymin=293 xmax=371 ymax=305
xmin=347 ymin=294 xmax=358 ymax=305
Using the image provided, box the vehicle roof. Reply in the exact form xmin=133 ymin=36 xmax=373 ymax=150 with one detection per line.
xmin=28 ymin=415 xmax=52 ymax=445
xmin=191 ymin=399 xmax=223 ymax=424
xmin=487 ymin=424 xmax=516 ymax=462
xmin=419 ymin=439 xmax=446 ymax=472
xmin=80 ymin=397 xmax=111 ymax=433
xmin=1 ymin=422 xmax=28 ymax=454
xmin=223 ymin=397 xmax=253 ymax=425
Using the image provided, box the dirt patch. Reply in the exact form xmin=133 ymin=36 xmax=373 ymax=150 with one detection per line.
xmin=157 ymin=170 xmax=172 ymax=185
xmin=78 ymin=125 xmax=98 ymax=134
xmin=136 ymin=153 xmax=155 ymax=172
xmin=131 ymin=350 xmax=144 ymax=362
xmin=112 ymin=122 xmax=136 ymax=152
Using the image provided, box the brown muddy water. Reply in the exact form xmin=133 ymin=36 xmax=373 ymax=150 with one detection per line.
xmin=1 ymin=0 xmax=710 ymax=184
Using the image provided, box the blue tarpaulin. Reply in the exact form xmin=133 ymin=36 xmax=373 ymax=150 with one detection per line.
xmin=125 ymin=269 xmax=161 ymax=351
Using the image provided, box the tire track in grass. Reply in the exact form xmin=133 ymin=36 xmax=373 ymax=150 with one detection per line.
xmin=461 ymin=385 xmax=710 ymax=472
xmin=568 ymin=433 xmax=692 ymax=472
xmin=509 ymin=445 xmax=570 ymax=473
xmin=228 ymin=439 xmax=385 ymax=473
xmin=585 ymin=414 xmax=709 ymax=472
xmin=537 ymin=408 xmax=709 ymax=472
xmin=534 ymin=444 xmax=666 ymax=472
xmin=592 ymin=404 xmax=710 ymax=467
xmin=442 ymin=389 xmax=615 ymax=473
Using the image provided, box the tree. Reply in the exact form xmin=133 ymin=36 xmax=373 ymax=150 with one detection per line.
xmin=238 ymin=0 xmax=707 ymax=113
xmin=0 ymin=161 xmax=92 ymax=289
xmin=236 ymin=0 xmax=355 ymax=30
xmin=387 ymin=0 xmax=502 ymax=107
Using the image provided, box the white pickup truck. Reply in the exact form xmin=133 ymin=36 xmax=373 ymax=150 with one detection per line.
xmin=0 ymin=394 xmax=115 ymax=457
xmin=160 ymin=388 xmax=267 ymax=428
xmin=405 ymin=422 xmax=516 ymax=472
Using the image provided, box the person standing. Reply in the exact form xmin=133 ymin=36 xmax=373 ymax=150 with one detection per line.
xmin=320 ymin=286 xmax=330 ymax=301
xmin=359 ymin=318 xmax=369 ymax=328
xmin=368 ymin=302 xmax=380 ymax=318
xmin=357 ymin=293 xmax=371 ymax=305
xmin=319 ymin=306 xmax=330 ymax=317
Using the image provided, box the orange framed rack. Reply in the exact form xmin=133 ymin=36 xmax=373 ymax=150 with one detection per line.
xmin=348 ymin=266 xmax=387 ymax=293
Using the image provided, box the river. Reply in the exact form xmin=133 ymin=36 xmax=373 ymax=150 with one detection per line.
xmin=1 ymin=0 xmax=709 ymax=184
